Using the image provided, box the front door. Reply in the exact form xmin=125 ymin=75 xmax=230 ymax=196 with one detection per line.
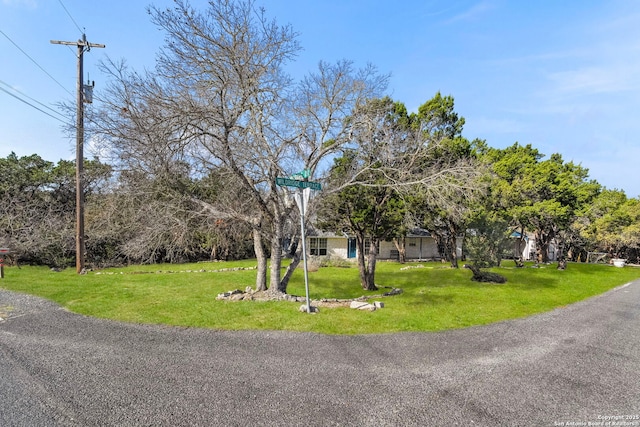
xmin=347 ymin=237 xmax=356 ymax=259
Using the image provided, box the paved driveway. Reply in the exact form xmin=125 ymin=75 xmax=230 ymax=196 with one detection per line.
xmin=1 ymin=279 xmax=639 ymax=426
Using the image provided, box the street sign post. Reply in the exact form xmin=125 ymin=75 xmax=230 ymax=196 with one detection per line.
xmin=276 ymin=176 xmax=321 ymax=313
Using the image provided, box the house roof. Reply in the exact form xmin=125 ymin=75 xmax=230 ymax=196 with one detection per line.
xmin=510 ymin=231 xmax=530 ymax=242
xmin=306 ymin=227 xmax=433 ymax=238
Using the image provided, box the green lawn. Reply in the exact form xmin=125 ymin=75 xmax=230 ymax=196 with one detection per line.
xmin=1 ymin=260 xmax=639 ymax=334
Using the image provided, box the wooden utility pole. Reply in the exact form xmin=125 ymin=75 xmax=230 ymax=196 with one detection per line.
xmin=51 ymin=34 xmax=105 ymax=274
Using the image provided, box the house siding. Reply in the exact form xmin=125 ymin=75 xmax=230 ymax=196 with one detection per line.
xmin=511 ymin=233 xmax=557 ymax=261
xmin=312 ymin=232 xmax=556 ymax=263
xmin=327 ymin=237 xmax=348 ymax=259
xmin=408 ymin=237 xmax=443 ymax=259
xmin=379 ymin=238 xmax=441 ymax=260
xmin=307 ymin=235 xmax=451 ymax=261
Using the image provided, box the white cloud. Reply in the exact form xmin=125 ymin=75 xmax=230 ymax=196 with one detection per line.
xmin=549 ymin=67 xmax=624 ymax=94
xmin=544 ymin=41 xmax=640 ymax=96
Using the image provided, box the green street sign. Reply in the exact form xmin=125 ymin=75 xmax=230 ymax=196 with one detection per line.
xmin=289 ymin=168 xmax=310 ymax=181
xmin=276 ymin=177 xmax=322 ymax=190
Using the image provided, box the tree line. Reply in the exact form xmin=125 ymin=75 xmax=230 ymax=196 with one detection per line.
xmin=2 ymin=0 xmax=638 ymax=292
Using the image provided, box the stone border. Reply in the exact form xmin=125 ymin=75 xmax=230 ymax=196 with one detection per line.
xmin=94 ymin=266 xmax=258 ymax=275
xmin=216 ymin=286 xmax=403 ymax=310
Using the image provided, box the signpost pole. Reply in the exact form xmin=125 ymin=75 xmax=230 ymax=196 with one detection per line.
xmin=297 ymin=188 xmax=312 ymax=313
xmin=277 ymin=175 xmax=320 ymax=314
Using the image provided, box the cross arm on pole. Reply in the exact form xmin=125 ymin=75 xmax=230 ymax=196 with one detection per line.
xmin=50 ymin=36 xmax=105 ymax=50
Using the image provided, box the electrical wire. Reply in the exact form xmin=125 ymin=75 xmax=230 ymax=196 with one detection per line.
xmin=0 ymin=86 xmax=68 ymax=124
xmin=0 ymin=29 xmax=74 ymax=97
xmin=56 ymin=0 xmax=84 ymax=35
xmin=0 ymin=79 xmax=69 ymax=121
xmin=1 ymin=3 xmax=101 ymax=135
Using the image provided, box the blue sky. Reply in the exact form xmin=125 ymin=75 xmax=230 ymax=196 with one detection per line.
xmin=1 ymin=0 xmax=639 ymax=197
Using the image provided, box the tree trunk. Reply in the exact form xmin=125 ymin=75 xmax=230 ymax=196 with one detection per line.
xmin=555 ymin=232 xmax=566 ymax=270
xmin=269 ymin=218 xmax=285 ymax=294
xmin=517 ymin=227 xmax=526 ymax=260
xmin=393 ymin=236 xmax=406 ymax=264
xmin=280 ymin=236 xmax=302 ymax=291
xmin=463 ymin=264 xmax=507 ymax=283
xmin=535 ymin=230 xmax=551 ymax=264
xmin=364 ymin=239 xmax=379 ymax=291
xmin=355 ymin=233 xmax=378 ymax=291
xmin=432 ymin=232 xmax=445 ymax=261
xmin=253 ymin=227 xmax=267 ymax=291
xmin=447 ymin=223 xmax=459 ymax=268
xmin=557 ymin=258 xmax=567 ymax=270
xmin=355 ymin=233 xmax=368 ymax=289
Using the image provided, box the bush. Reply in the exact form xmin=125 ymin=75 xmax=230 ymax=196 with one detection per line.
xmin=466 ymin=213 xmax=511 ymax=268
xmin=320 ymin=256 xmax=352 ymax=268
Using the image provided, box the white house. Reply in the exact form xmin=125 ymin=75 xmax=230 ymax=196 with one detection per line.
xmin=305 ymin=228 xmax=554 ymax=263
xmin=306 ymin=229 xmax=462 ymax=261
xmin=510 ymin=231 xmax=557 ymax=261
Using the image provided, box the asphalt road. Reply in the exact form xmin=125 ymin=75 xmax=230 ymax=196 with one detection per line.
xmin=1 ymin=279 xmax=639 ymax=427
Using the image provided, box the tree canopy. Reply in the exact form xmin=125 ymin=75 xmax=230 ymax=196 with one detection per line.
xmin=3 ymin=0 xmax=639 ymax=281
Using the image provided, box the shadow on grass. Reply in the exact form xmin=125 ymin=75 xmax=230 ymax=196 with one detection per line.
xmin=498 ymin=270 xmax=559 ymax=289
xmin=374 ymin=265 xmax=560 ymax=290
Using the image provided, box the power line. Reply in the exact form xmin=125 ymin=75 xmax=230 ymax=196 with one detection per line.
xmin=0 ymin=29 xmax=74 ymax=97
xmin=0 ymin=86 xmax=68 ymax=124
xmin=56 ymin=0 xmax=83 ymax=35
xmin=0 ymin=79 xmax=69 ymax=121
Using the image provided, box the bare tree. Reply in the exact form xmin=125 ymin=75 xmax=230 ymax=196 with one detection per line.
xmin=91 ymin=0 xmax=386 ymax=294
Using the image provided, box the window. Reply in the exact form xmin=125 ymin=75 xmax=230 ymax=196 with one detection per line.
xmin=309 ymin=238 xmax=327 ymax=256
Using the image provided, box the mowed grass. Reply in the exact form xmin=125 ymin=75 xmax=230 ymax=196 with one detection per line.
xmin=1 ymin=260 xmax=639 ymax=334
